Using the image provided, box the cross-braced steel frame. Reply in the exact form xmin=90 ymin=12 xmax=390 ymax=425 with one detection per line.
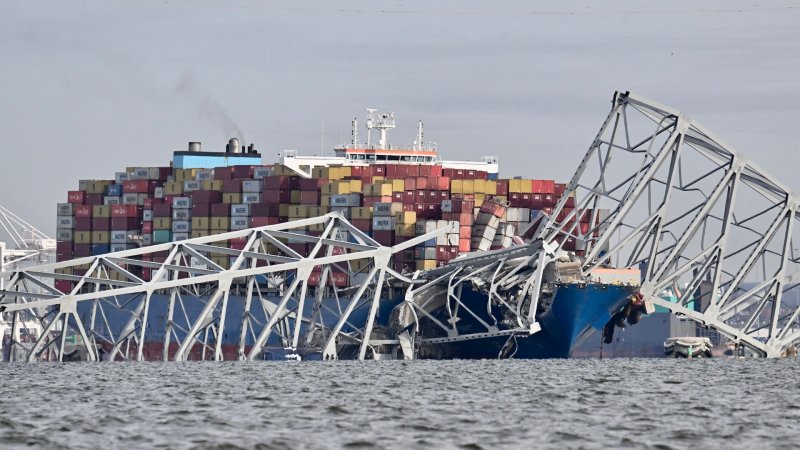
xmin=541 ymin=91 xmax=800 ymax=357
xmin=0 ymin=213 xmax=455 ymax=362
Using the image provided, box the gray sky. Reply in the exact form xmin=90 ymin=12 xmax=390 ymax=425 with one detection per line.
xmin=1 ymin=0 xmax=798 ymax=236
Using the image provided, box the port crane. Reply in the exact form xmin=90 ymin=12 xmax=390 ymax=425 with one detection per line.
xmin=1 ymin=92 xmax=799 ymax=361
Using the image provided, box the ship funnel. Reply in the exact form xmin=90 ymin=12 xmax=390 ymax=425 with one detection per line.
xmin=227 ymin=138 xmax=240 ymax=153
xmin=188 ymin=142 xmax=201 ymax=152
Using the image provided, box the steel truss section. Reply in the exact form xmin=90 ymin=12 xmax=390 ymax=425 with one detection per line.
xmin=541 ymin=91 xmax=800 ymax=357
xmin=0 ymin=213 xmax=455 ymax=362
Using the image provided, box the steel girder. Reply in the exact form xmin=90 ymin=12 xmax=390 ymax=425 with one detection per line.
xmin=0 ymin=213 xmax=455 ymax=362
xmin=540 ymin=91 xmax=800 ymax=357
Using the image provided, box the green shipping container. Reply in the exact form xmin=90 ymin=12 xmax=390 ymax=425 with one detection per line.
xmin=153 ymin=230 xmax=172 ymax=244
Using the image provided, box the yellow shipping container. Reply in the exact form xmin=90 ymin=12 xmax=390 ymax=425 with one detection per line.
xmin=473 ymin=179 xmax=486 ymax=194
xmin=485 ymin=180 xmax=498 ymax=195
xmin=351 ymin=207 xmax=372 ymax=220
xmin=91 ymin=231 xmax=110 ymax=244
xmin=210 ymin=256 xmax=230 ymax=270
xmin=320 ymin=195 xmax=331 ymax=206
xmin=223 ymin=193 xmax=242 ymax=204
xmin=92 ymin=205 xmax=111 ymax=218
xmin=416 ymin=260 xmax=437 ymax=271
xmin=154 ymin=217 xmax=172 ymax=230
xmin=273 ymin=164 xmax=296 ymax=176
xmin=330 ymin=181 xmax=351 ymax=195
xmin=210 ymin=217 xmax=230 ymax=229
xmin=372 ymin=176 xmax=385 ymax=183
xmin=351 ymin=258 xmax=372 ymax=271
xmin=279 ymin=204 xmax=290 ymax=216
xmin=395 ymin=223 xmax=415 ymax=237
xmin=394 ymin=211 xmax=417 ymax=224
xmin=288 ymin=205 xmax=308 ymax=218
xmin=451 ymin=179 xmax=463 ymax=194
xmin=290 ymin=190 xmax=301 ymax=203
xmin=462 ymin=180 xmax=475 ymax=194
xmin=390 ymin=179 xmax=404 ymax=192
xmin=201 ymin=179 xmax=223 ymax=191
xmin=164 ymin=181 xmax=183 ymax=196
xmin=509 ymin=179 xmax=532 ymax=194
xmin=192 ymin=217 xmax=210 ymax=230
xmin=474 ymin=193 xmax=486 ymax=207
xmin=312 ymin=167 xmax=329 ymax=179
xmin=348 ymin=179 xmax=362 ymax=193
xmin=308 ymin=223 xmax=325 ymax=232
xmin=74 ymin=231 xmax=92 ymax=244
xmin=55 ymin=267 xmax=73 ymax=275
xmin=376 ymin=182 xmax=393 ymax=196
xmin=191 ymin=230 xmax=211 ymax=239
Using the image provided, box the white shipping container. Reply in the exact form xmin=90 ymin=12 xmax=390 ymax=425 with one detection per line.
xmin=123 ymin=193 xmax=139 ymax=205
xmin=330 ymin=194 xmax=360 ymax=207
xmin=242 ymin=193 xmax=261 ymax=204
xmin=505 ymin=208 xmax=530 ymax=223
xmin=242 ymin=180 xmax=262 ymax=193
xmin=110 ymin=244 xmax=128 ymax=253
xmin=472 ymin=224 xmax=498 ymax=242
xmin=78 ymin=180 xmax=91 ymax=191
xmin=173 ymin=209 xmax=191 ymax=220
xmin=372 ymin=217 xmax=395 ymax=230
xmin=253 ymin=167 xmax=273 ymax=179
xmin=57 ymin=203 xmax=73 ymax=216
xmin=148 ymin=167 xmax=162 ymax=180
xmin=115 ymin=172 xmax=130 ymax=184
xmin=131 ymin=168 xmax=150 ymax=180
xmin=104 ymin=196 xmax=121 ymax=205
xmin=190 ymin=256 xmax=209 ymax=270
xmin=173 ymin=232 xmax=189 ymax=241
xmin=230 ymin=204 xmax=250 ymax=217
xmin=56 ymin=229 xmax=73 ymax=241
xmin=436 ymin=234 xmax=448 ymax=245
xmin=184 ymin=180 xmax=201 ymax=192
xmin=195 ymin=170 xmax=213 ymax=181
xmin=475 ymin=214 xmax=501 ymax=228
xmin=173 ymin=197 xmax=192 ymax=209
xmin=142 ymin=210 xmax=153 ymax=221
xmin=154 ymin=187 xmax=164 ymax=199
xmin=110 ymin=230 xmax=127 ymax=244
xmin=142 ymin=234 xmax=152 ymax=245
xmin=447 ymin=234 xmax=459 ymax=246
xmin=373 ymin=202 xmax=401 ymax=216
xmin=415 ymin=247 xmax=437 ymax=260
xmin=441 ymin=199 xmax=453 ymax=213
xmin=471 ymin=237 xmax=493 ymax=252
xmin=230 ymin=217 xmax=250 ymax=230
xmin=57 ymin=216 xmax=75 ymax=229
xmin=172 ymin=220 xmax=191 ymax=233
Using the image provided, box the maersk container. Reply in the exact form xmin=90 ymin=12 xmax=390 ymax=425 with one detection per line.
xmin=172 ymin=209 xmax=191 ymax=221
xmin=142 ymin=234 xmax=153 ymax=245
xmin=152 ymin=230 xmax=171 ymax=244
xmin=230 ymin=204 xmax=250 ymax=217
xmin=372 ymin=217 xmax=395 ymax=231
xmin=242 ymin=193 xmax=261 ymax=204
xmin=172 ymin=220 xmax=191 ymax=233
xmin=154 ymin=187 xmax=164 ymax=199
xmin=330 ymin=194 xmax=360 ymax=207
xmin=230 ymin=217 xmax=250 ymax=230
xmin=122 ymin=193 xmax=139 ymax=205
xmin=253 ymin=167 xmax=273 ymax=179
xmin=195 ymin=170 xmax=213 ymax=181
xmin=143 ymin=210 xmax=153 ymax=221
xmin=173 ymin=197 xmax=192 ymax=209
xmin=110 ymin=230 xmax=127 ymax=244
xmin=242 ymin=180 xmax=262 ymax=193
xmin=57 ymin=216 xmax=75 ymax=229
xmin=110 ymin=243 xmax=136 ymax=253
xmin=173 ymin=232 xmax=189 ymax=241
xmin=104 ymin=196 xmax=121 ymax=206
xmin=184 ymin=180 xmax=201 ymax=192
xmin=114 ymin=172 xmax=130 ymax=184
xmin=57 ymin=203 xmax=73 ymax=216
xmin=330 ymin=206 xmax=351 ymax=219
xmin=56 ymin=229 xmax=73 ymax=241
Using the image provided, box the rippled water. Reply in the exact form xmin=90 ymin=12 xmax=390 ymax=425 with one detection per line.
xmin=1 ymin=359 xmax=798 ymax=449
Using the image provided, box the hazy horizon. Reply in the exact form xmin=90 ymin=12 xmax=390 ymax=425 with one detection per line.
xmin=1 ymin=0 xmax=798 ymax=236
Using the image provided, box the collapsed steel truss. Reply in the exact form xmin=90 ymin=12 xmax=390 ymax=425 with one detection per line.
xmin=541 ymin=91 xmax=800 ymax=357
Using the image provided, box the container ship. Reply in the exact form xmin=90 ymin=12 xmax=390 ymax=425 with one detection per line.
xmin=52 ymin=110 xmax=640 ymax=360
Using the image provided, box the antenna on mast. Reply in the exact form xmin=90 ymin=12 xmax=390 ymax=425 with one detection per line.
xmin=415 ymin=120 xmax=424 ymax=151
xmin=351 ymin=118 xmax=359 ymax=148
xmin=365 ymin=108 xmax=376 ymax=149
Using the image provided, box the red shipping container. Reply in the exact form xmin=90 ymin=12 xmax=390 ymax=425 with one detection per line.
xmin=419 ymin=166 xmax=430 ymax=176
xmin=153 ymin=204 xmax=172 ymax=217
xmin=415 ymin=177 xmax=428 ymax=190
xmin=402 ymin=191 xmax=415 ymax=203
xmin=123 ymin=180 xmax=149 ymax=194
xmin=430 ymin=165 xmax=443 ymax=177
xmin=402 ymin=203 xmax=415 ymax=212
xmin=414 ymin=203 xmax=426 ymax=219
xmin=250 ymin=216 xmax=280 ymax=227
xmin=363 ymin=196 xmax=393 ymax=208
xmin=286 ymin=176 xmax=301 ymax=190
xmin=223 ymin=179 xmax=242 ymax=193
xmin=74 ymin=205 xmax=92 ymax=218
xmin=91 ymin=218 xmax=109 ymax=230
xmin=111 ymin=204 xmax=139 ymax=218
xmin=496 ymin=180 xmax=509 ymax=196
xmin=403 ymin=177 xmax=416 ymax=190
xmin=425 ymin=203 xmax=442 ymax=218
xmin=351 ymin=219 xmax=371 ymax=231
xmin=392 ymin=192 xmax=403 ymax=202
xmin=85 ymin=194 xmax=103 ymax=205
xmin=263 ymin=176 xmax=289 ymax=191
xmin=479 ymin=199 xmax=506 ymax=218
xmin=211 ymin=203 xmax=230 ymax=216
xmin=300 ymin=191 xmax=320 ymax=204
xmin=112 ymin=217 xmax=139 ymax=229
xmin=554 ymin=183 xmax=567 ymax=196
xmin=531 ymin=194 xmax=544 ymax=210
xmin=55 ymin=279 xmax=73 ymax=294
xmin=67 ymin=191 xmax=85 ymax=204
xmin=564 ymin=196 xmax=575 ymax=208
xmin=299 ymin=178 xmax=323 ymax=191
xmin=444 ymin=212 xmax=473 ymax=226
xmin=73 ymin=243 xmax=91 ymax=257
xmin=459 ymin=226 xmax=472 ymax=239
xmin=192 ymin=204 xmax=211 ymax=216
xmin=263 ymin=189 xmax=291 ymax=203
xmin=414 ymin=191 xmax=427 ymax=203
xmin=351 ymin=166 xmax=364 ymax=177
xmin=142 ymin=222 xmax=152 ymax=234
xmin=233 ymin=165 xmax=254 ymax=179
xmin=143 ymin=198 xmax=153 ymax=209
xmin=543 ymin=194 xmax=556 ymax=207
xmin=250 ymin=203 xmax=280 ymax=217
xmin=373 ymin=230 xmax=394 ymax=246
xmin=373 ymin=165 xmax=386 ymax=176
xmin=75 ymin=218 xmax=92 ymax=231
xmin=459 ymin=238 xmax=471 ymax=253
xmin=214 ymin=166 xmax=235 ymax=180
xmin=190 ymin=190 xmax=223 ymax=204
xmin=307 ymin=271 xmax=348 ymax=287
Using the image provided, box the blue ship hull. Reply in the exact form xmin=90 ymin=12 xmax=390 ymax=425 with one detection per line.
xmin=77 ymin=282 xmax=635 ymax=360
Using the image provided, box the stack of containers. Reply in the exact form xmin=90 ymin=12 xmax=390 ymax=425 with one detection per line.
xmin=471 ymin=198 xmax=507 ymax=252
